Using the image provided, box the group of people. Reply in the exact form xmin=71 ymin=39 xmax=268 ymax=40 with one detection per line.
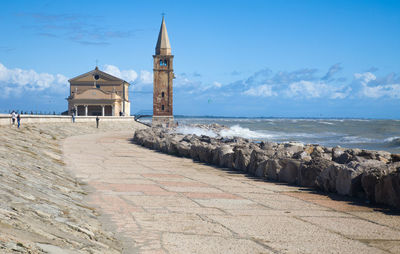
xmin=11 ymin=111 xmax=21 ymax=128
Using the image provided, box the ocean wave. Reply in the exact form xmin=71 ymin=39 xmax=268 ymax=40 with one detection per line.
xmin=384 ymin=136 xmax=400 ymax=147
xmin=319 ymin=121 xmax=334 ymax=125
xmin=175 ymin=126 xmax=218 ymax=138
xmin=384 ymin=136 xmax=400 ymax=142
xmin=340 ymin=136 xmax=377 ymax=144
xmin=219 ymin=125 xmax=273 ymax=139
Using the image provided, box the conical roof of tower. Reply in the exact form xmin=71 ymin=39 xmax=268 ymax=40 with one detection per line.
xmin=155 ymin=17 xmax=171 ymax=55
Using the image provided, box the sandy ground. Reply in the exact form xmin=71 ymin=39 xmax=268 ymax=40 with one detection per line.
xmin=63 ymin=130 xmax=400 ymax=254
xmin=0 ymin=121 xmax=145 ymax=253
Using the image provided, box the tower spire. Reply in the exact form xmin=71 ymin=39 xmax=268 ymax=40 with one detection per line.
xmin=155 ymin=16 xmax=171 ymax=55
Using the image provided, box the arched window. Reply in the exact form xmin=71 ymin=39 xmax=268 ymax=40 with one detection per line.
xmin=160 ymin=60 xmax=163 ymax=66
xmin=161 ymin=92 xmax=165 ymax=98
xmin=163 ymin=60 xmax=167 ymax=66
xmin=162 ymin=105 xmax=165 ymax=111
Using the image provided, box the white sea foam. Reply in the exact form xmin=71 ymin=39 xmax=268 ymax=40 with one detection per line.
xmin=341 ymin=136 xmax=377 ymax=144
xmin=384 ymin=136 xmax=400 ymax=142
xmin=219 ymin=125 xmax=273 ymax=139
xmin=175 ymin=126 xmax=218 ymax=137
xmin=320 ymin=121 xmax=334 ymax=125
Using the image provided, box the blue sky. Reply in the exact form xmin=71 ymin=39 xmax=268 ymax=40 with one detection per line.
xmin=0 ymin=0 xmax=399 ymax=118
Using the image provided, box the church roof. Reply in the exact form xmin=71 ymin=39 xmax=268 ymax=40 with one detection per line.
xmin=155 ymin=17 xmax=171 ymax=55
xmin=68 ymin=67 xmax=129 ymax=84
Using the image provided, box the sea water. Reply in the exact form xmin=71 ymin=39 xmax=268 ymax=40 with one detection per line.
xmin=170 ymin=118 xmax=400 ymax=153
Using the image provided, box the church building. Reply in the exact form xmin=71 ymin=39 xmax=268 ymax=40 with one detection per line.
xmin=67 ymin=67 xmax=130 ymax=116
xmin=66 ymin=16 xmax=174 ymax=120
xmin=153 ymin=17 xmax=174 ymax=125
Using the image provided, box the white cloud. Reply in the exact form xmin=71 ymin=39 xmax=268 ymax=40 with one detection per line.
xmin=243 ymin=85 xmax=276 ymax=97
xmin=103 ymin=64 xmax=137 ymax=82
xmin=285 ymin=81 xmax=350 ymax=99
xmin=213 ymin=81 xmax=222 ymax=88
xmin=354 ymin=72 xmax=400 ymax=98
xmin=139 ymin=70 xmax=153 ymax=84
xmin=360 ymin=83 xmax=400 ymax=98
xmin=0 ymin=62 xmax=68 ymax=98
xmin=354 ymin=72 xmax=376 ymax=85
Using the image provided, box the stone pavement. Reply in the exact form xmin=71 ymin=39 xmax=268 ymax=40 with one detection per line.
xmin=63 ymin=131 xmax=400 ymax=254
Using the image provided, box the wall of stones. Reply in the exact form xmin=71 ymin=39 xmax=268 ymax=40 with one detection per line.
xmin=133 ymin=127 xmax=400 ymax=209
xmin=0 ymin=114 xmax=136 ymax=126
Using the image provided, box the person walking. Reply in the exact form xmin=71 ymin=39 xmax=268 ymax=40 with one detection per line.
xmin=11 ymin=111 xmax=16 ymax=126
xmin=17 ymin=113 xmax=21 ymax=128
xmin=96 ymin=115 xmax=99 ymax=128
xmin=72 ymin=112 xmax=75 ymax=123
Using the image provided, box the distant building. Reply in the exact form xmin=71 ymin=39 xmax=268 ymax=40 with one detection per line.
xmin=67 ymin=67 xmax=130 ymax=116
xmin=153 ymin=17 xmax=174 ymax=125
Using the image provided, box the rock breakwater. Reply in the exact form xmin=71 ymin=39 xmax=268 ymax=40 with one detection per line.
xmin=133 ymin=126 xmax=400 ymax=209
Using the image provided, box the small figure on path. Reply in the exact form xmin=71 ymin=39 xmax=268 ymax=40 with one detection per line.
xmin=17 ymin=113 xmax=21 ymax=128
xmin=96 ymin=116 xmax=99 ymax=128
xmin=72 ymin=112 xmax=75 ymax=123
xmin=11 ymin=111 xmax=16 ymax=126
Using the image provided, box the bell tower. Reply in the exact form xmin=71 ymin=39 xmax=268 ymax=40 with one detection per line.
xmin=153 ymin=16 xmax=174 ymax=126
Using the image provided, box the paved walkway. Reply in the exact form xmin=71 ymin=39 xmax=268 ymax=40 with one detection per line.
xmin=63 ymin=131 xmax=400 ymax=254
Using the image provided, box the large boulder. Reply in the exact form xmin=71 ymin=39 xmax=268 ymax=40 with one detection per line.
xmin=335 ymin=161 xmax=365 ymax=197
xmin=298 ymin=158 xmax=332 ymax=187
xmin=165 ymin=135 xmax=182 ymax=155
xmin=265 ymin=159 xmax=283 ymax=181
xmin=189 ymin=142 xmax=215 ymax=164
xmin=357 ymin=150 xmax=392 ymax=163
xmin=152 ymin=136 xmax=162 ymax=150
xmin=189 ymin=141 xmax=203 ymax=161
xmin=177 ymin=141 xmax=191 ymax=157
xmin=310 ymin=145 xmax=332 ymax=161
xmin=133 ymin=129 xmax=149 ymax=146
xmin=220 ymin=152 xmax=234 ymax=169
xmin=293 ymin=151 xmax=312 ymax=162
xmin=233 ymin=146 xmax=252 ymax=171
xmin=274 ymin=144 xmax=298 ymax=159
xmin=159 ymin=140 xmax=168 ymax=153
xmin=332 ymin=148 xmax=356 ymax=164
xmin=332 ymin=147 xmax=345 ymax=162
xmin=284 ymin=143 xmax=304 ymax=156
xmin=255 ymin=160 xmax=268 ymax=178
xmin=198 ymin=144 xmax=216 ymax=164
xmin=361 ymin=161 xmax=397 ymax=203
xmin=213 ymin=145 xmax=234 ymax=167
xmin=391 ymin=154 xmax=400 ymax=163
xmin=278 ymin=158 xmax=301 ymax=184
xmin=375 ymin=169 xmax=400 ymax=209
xmin=316 ymin=162 xmax=342 ymax=192
xmin=248 ymin=149 xmax=270 ymax=174
xmin=260 ymin=142 xmax=278 ymax=158
xmin=143 ymin=136 xmax=155 ymax=149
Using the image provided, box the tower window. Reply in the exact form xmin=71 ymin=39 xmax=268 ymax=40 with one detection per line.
xmin=163 ymin=60 xmax=167 ymax=66
xmin=96 ymin=84 xmax=100 ymax=89
xmin=161 ymin=92 xmax=165 ymax=98
xmin=160 ymin=60 xmax=163 ymax=66
xmin=162 ymin=105 xmax=165 ymax=111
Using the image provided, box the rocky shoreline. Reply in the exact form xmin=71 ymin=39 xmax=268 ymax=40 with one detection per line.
xmin=133 ymin=125 xmax=400 ymax=209
xmin=0 ymin=122 xmax=144 ymax=253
